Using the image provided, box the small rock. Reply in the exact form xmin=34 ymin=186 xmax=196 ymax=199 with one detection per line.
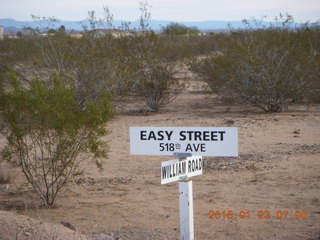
xmin=60 ymin=221 xmax=77 ymax=232
xmin=89 ymin=233 xmax=114 ymax=240
xmin=293 ymin=129 xmax=300 ymax=134
xmin=225 ymin=119 xmax=235 ymax=126
xmin=0 ymin=185 xmax=8 ymax=193
xmin=24 ymin=232 xmax=32 ymax=237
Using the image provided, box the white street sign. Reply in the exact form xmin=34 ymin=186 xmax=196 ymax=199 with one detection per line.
xmin=130 ymin=127 xmax=238 ymax=156
xmin=161 ymin=156 xmax=202 ymax=185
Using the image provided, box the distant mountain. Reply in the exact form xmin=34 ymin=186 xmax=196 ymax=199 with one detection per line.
xmin=0 ymin=18 xmax=282 ymax=33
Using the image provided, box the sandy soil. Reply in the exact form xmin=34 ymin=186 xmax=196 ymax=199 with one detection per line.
xmin=0 ymin=76 xmax=320 ymax=239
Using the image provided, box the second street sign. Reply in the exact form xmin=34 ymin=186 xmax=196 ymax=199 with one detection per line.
xmin=161 ymin=156 xmax=203 ymax=185
xmin=130 ymin=127 xmax=238 ymax=156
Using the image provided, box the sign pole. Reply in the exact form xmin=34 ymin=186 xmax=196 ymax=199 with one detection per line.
xmin=177 ymin=153 xmax=194 ymax=240
xmin=179 ymin=180 xmax=194 ymax=240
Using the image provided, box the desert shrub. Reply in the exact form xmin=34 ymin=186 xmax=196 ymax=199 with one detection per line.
xmin=132 ymin=59 xmax=184 ymax=111
xmin=0 ymin=74 xmax=114 ymax=206
xmin=0 ymin=2 xmax=193 ymax=113
xmin=191 ymin=19 xmax=320 ymax=112
xmin=122 ymin=32 xmax=186 ymax=111
xmin=0 ymin=37 xmax=38 ymax=84
xmin=300 ymin=24 xmax=320 ymax=103
xmin=1 ymin=34 xmax=184 ymax=113
xmin=162 ymin=22 xmax=200 ymax=36
xmin=0 ymin=33 xmax=126 ymax=109
xmin=0 ymin=28 xmax=185 ymax=113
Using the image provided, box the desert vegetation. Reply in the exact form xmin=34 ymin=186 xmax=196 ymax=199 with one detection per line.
xmin=0 ymin=2 xmax=200 ymax=206
xmin=0 ymin=4 xmax=319 ymax=239
xmin=191 ymin=15 xmax=320 ymax=112
xmin=0 ymin=74 xmax=114 ymax=206
xmin=0 ymin=7 xmax=319 ymax=205
xmin=161 ymin=22 xmax=200 ymax=36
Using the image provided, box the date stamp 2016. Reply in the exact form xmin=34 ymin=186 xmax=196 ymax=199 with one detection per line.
xmin=208 ymin=210 xmax=308 ymax=220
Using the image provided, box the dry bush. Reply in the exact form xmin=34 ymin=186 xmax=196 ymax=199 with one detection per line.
xmin=132 ymin=60 xmax=185 ymax=111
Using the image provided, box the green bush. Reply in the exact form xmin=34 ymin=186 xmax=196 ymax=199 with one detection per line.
xmin=162 ymin=22 xmax=200 ymax=36
xmin=0 ymin=74 xmax=114 ymax=206
xmin=192 ymin=23 xmax=320 ymax=112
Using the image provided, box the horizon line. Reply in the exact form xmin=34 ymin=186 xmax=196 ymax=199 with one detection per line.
xmin=2 ymin=17 xmax=319 ymax=24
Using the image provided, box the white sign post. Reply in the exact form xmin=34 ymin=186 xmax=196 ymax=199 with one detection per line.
xmin=130 ymin=127 xmax=238 ymax=240
xmin=161 ymin=155 xmax=201 ymax=240
xmin=180 ymin=180 xmax=194 ymax=240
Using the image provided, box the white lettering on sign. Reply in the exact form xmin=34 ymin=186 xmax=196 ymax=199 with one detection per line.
xmin=161 ymin=156 xmax=202 ymax=185
xmin=130 ymin=127 xmax=238 ymax=156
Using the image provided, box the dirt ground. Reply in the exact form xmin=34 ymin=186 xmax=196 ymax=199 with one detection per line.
xmin=0 ymin=76 xmax=320 ymax=240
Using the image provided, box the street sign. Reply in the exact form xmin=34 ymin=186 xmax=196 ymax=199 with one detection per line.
xmin=161 ymin=156 xmax=202 ymax=185
xmin=130 ymin=127 xmax=238 ymax=156
xmin=129 ymin=126 xmax=239 ymax=240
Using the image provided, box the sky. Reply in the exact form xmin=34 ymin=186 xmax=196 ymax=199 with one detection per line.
xmin=0 ymin=0 xmax=319 ymax=23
